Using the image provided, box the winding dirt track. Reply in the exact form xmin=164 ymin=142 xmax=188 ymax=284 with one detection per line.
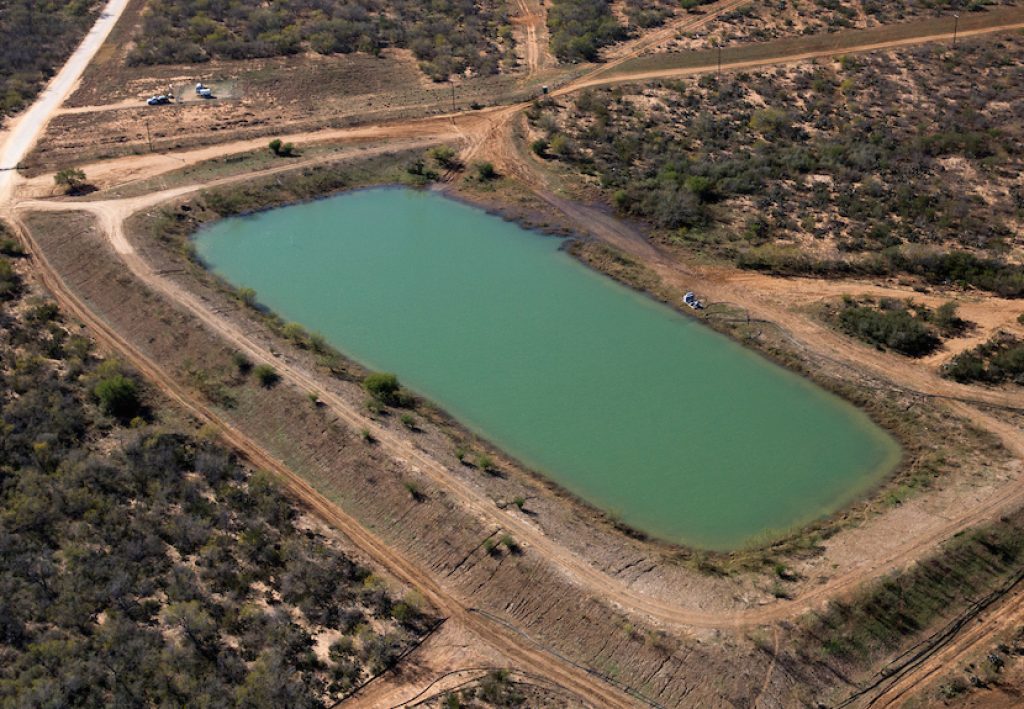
xmin=4 ymin=4 xmax=1024 ymax=707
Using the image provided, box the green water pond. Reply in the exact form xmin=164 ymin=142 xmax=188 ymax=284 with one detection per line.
xmin=195 ymin=187 xmax=900 ymax=550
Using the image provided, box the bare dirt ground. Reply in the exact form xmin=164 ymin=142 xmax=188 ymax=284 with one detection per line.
xmin=4 ymin=2 xmax=1024 ymax=706
xmin=511 ymin=0 xmax=556 ymax=77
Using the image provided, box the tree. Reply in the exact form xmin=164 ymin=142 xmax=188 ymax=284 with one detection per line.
xmin=54 ymin=167 xmax=87 ymax=194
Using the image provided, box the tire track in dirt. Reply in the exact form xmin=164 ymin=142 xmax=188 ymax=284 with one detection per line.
xmin=26 ymin=10 xmax=1024 ymax=203
xmin=511 ymin=0 xmax=552 ymax=76
xmin=597 ymin=0 xmax=751 ymax=68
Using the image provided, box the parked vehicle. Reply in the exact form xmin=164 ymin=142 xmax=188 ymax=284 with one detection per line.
xmin=146 ymin=95 xmax=170 ymax=106
xmin=683 ymin=292 xmax=704 ymax=310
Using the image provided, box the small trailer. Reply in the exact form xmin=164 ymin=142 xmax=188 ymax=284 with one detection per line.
xmin=683 ymin=292 xmax=704 ymax=310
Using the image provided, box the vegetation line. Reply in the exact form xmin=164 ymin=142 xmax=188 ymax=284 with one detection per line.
xmin=836 ymin=567 xmax=1024 ymax=707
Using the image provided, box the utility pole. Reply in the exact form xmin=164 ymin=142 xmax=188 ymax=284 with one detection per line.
xmin=952 ymin=13 xmax=960 ymax=48
xmin=144 ymin=120 xmax=153 ymax=152
xmin=717 ymin=46 xmax=722 ymax=78
xmin=450 ymin=79 xmax=456 ymax=112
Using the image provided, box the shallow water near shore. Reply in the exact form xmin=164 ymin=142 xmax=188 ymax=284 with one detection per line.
xmin=195 ymin=187 xmax=900 ymax=550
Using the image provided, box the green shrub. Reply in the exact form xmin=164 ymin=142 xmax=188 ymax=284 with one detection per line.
xmin=253 ymin=364 xmax=280 ymax=387
xmin=233 ymin=352 xmax=253 ymax=374
xmin=930 ymin=301 xmax=968 ymax=337
xmin=0 ymin=258 xmax=20 ymax=300
xmin=0 ymin=237 xmax=25 ymax=256
xmin=428 ymin=145 xmax=460 ymax=170
xmin=835 ymin=302 xmax=940 ymax=357
xmin=364 ymin=372 xmax=400 ymax=402
xmin=547 ymin=0 xmax=626 ymax=62
xmin=403 ymin=481 xmax=423 ymax=501
xmin=127 ymin=0 xmax=506 ymax=81
xmin=943 ymin=334 xmax=1024 ymax=385
xmin=475 ymin=162 xmax=498 ymax=181
xmin=237 ymin=287 xmax=257 ymax=307
xmin=738 ymin=248 xmax=1024 ymax=299
xmin=0 ymin=2 xmax=100 ymax=117
xmin=269 ymin=139 xmax=295 ymax=157
xmin=93 ymin=374 xmax=141 ymax=420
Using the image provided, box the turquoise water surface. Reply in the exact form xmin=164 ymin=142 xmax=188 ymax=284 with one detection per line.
xmin=195 ymin=188 xmax=900 ymax=549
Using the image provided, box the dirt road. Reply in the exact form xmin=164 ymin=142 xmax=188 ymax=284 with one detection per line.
xmin=5 ymin=4 xmax=1024 ymax=706
xmin=568 ymin=13 xmax=1024 ymax=91
xmin=6 ymin=201 xmax=638 ymax=709
xmin=20 ymin=8 xmax=1024 ymax=199
xmin=511 ymin=0 xmax=553 ymax=76
xmin=0 ymin=0 xmax=130 ymax=203
xmin=0 ymin=6 xmax=638 ymax=708
xmin=12 ymin=164 xmax=1024 ymax=640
